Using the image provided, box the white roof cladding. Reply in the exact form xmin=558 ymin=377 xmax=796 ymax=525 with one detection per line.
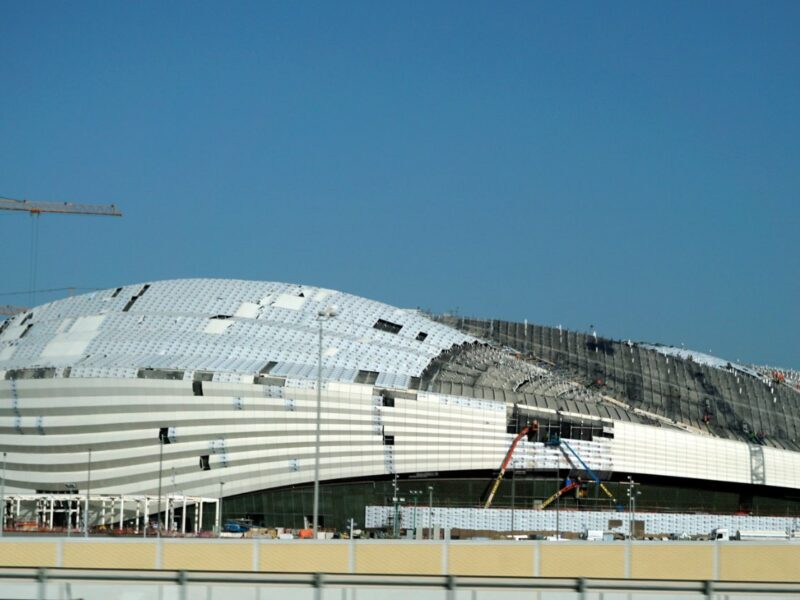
xmin=0 ymin=279 xmax=473 ymax=389
xmin=639 ymin=344 xmax=764 ymax=380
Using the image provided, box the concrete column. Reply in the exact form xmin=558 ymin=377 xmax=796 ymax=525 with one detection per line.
xmin=143 ymin=498 xmax=149 ymax=537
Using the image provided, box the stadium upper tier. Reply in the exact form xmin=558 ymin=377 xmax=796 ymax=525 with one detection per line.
xmin=0 ymin=279 xmax=473 ymax=389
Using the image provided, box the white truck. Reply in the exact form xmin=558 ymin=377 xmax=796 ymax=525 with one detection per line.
xmin=583 ymin=529 xmax=604 ymax=541
xmin=711 ymin=528 xmax=789 ymax=541
xmin=711 ymin=528 xmax=730 ymax=541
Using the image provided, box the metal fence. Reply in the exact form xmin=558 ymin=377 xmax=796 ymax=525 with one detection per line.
xmin=3 ymin=567 xmax=800 ymax=600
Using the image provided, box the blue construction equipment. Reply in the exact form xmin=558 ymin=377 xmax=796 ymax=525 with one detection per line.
xmin=223 ymin=520 xmax=252 ymax=533
xmin=544 ymin=434 xmax=623 ymax=510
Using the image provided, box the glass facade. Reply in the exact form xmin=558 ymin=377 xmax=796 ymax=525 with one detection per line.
xmin=222 ymin=473 xmax=800 ymax=532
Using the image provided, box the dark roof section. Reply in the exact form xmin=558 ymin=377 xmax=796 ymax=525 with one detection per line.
xmin=432 ymin=315 xmax=800 ymax=452
xmin=419 ymin=341 xmax=645 ymax=425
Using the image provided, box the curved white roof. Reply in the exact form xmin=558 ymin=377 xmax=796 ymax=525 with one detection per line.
xmin=639 ymin=343 xmax=764 ymax=380
xmin=0 ymin=279 xmax=473 ymax=389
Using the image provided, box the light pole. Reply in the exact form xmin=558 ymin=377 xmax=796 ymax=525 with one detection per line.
xmin=157 ymin=436 xmax=164 ymax=536
xmin=84 ymin=449 xmax=92 ymax=538
xmin=427 ymin=485 xmax=434 ymax=537
xmin=409 ymin=490 xmax=423 ymax=535
xmin=627 ymin=476 xmax=633 ymax=539
xmin=312 ymin=306 xmax=338 ymax=539
xmin=0 ymin=452 xmax=6 ymax=537
xmin=218 ymin=481 xmax=225 ymax=538
xmin=170 ymin=466 xmax=177 ymax=533
xmin=65 ymin=483 xmax=77 ymax=537
xmin=511 ymin=469 xmax=516 ymax=533
xmin=555 ymin=468 xmax=560 ymax=540
xmin=626 ymin=476 xmax=641 ymax=540
xmin=392 ymin=474 xmax=400 ymax=538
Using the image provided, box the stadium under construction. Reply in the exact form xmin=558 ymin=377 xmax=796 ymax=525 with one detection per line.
xmin=0 ymin=278 xmax=798 ymax=535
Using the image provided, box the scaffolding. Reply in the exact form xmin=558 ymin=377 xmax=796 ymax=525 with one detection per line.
xmin=1 ymin=493 xmax=219 ymax=535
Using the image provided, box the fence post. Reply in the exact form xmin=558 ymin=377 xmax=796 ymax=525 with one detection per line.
xmin=577 ymin=577 xmax=587 ymax=600
xmin=37 ymin=567 xmax=47 ymax=600
xmin=313 ymin=572 xmax=324 ymax=600
xmin=704 ymin=579 xmax=714 ymax=598
xmin=447 ymin=574 xmax=457 ymax=600
xmin=177 ymin=570 xmax=187 ymax=600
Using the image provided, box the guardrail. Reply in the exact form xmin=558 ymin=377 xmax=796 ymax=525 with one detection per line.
xmin=3 ymin=567 xmax=800 ymax=600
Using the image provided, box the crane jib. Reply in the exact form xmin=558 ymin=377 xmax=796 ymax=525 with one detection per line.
xmin=0 ymin=197 xmax=122 ymax=217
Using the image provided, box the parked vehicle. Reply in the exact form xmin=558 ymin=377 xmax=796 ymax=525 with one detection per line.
xmin=735 ymin=530 xmax=787 ymax=540
xmin=583 ymin=529 xmax=604 ymax=541
xmin=223 ymin=520 xmax=252 ymax=534
xmin=711 ymin=528 xmax=730 ymax=541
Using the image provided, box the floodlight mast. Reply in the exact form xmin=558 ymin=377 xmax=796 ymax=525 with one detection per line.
xmin=312 ymin=306 xmax=338 ymax=538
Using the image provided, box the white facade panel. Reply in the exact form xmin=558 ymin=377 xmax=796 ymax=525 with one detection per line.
xmin=763 ymin=447 xmax=800 ymax=489
xmin=612 ymin=421 xmax=753 ymax=484
xmin=0 ymin=376 xmax=512 ymax=499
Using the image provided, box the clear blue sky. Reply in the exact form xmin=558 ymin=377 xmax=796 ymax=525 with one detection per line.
xmin=1 ymin=1 xmax=798 ymax=367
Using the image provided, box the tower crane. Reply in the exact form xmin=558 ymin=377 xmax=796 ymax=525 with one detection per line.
xmin=0 ymin=305 xmax=27 ymax=317
xmin=0 ymin=196 xmax=122 ymax=305
xmin=0 ymin=197 xmax=122 ymax=217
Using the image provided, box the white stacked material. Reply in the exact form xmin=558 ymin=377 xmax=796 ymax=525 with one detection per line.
xmin=365 ymin=506 xmax=800 ymax=536
xmin=510 ymin=438 xmax=614 ymax=473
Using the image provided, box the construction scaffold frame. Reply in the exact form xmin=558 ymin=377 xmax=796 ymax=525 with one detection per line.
xmin=1 ymin=493 xmax=219 ymax=536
